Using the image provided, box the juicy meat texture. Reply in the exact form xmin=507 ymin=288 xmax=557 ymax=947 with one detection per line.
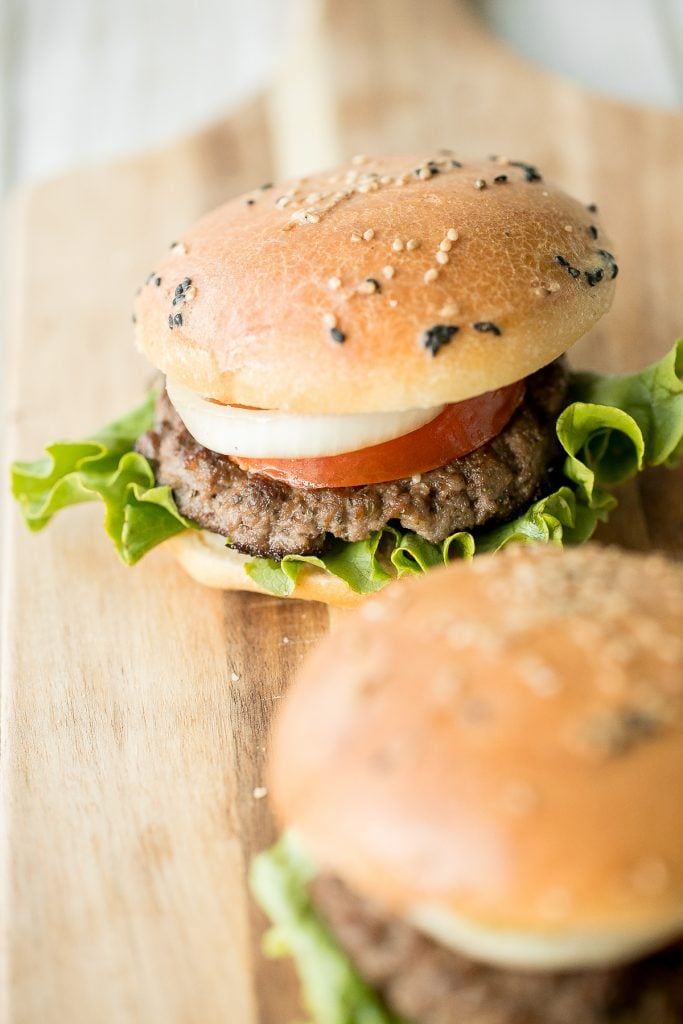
xmin=136 ymin=361 xmax=568 ymax=559
xmin=311 ymin=874 xmax=683 ymax=1024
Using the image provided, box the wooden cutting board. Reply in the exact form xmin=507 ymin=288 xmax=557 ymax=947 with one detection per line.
xmin=3 ymin=3 xmax=683 ymax=1022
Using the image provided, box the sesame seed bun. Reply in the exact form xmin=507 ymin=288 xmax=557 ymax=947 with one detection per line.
xmin=268 ymin=545 xmax=683 ymax=970
xmin=165 ymin=530 xmax=365 ymax=607
xmin=135 ymin=153 xmax=616 ymax=414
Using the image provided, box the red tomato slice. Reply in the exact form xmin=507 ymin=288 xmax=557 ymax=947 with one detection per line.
xmin=233 ymin=380 xmax=525 ymax=489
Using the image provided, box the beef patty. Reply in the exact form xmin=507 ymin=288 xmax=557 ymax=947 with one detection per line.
xmin=311 ymin=874 xmax=683 ymax=1024
xmin=136 ymin=360 xmax=568 ymax=559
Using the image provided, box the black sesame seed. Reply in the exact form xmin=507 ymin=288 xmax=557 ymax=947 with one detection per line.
xmin=154 ymin=276 xmax=162 ymax=286
xmin=146 ymin=271 xmax=156 ymax=284
xmin=245 ymin=198 xmax=256 ymax=206
xmin=438 ymin=148 xmax=454 ymax=156
xmin=168 ymin=314 xmax=174 ymax=329
xmin=472 ymin=321 xmax=502 ymax=336
xmin=175 ymin=283 xmax=185 ymax=298
xmin=554 ymin=255 xmax=570 ymax=267
xmin=488 ymin=154 xmax=499 ymax=161
xmin=568 ymin=266 xmax=581 ymax=279
xmin=132 ymin=313 xmax=137 ymax=324
xmin=585 ymin=268 xmax=604 ymax=287
xmin=427 ymin=161 xmax=441 ymax=174
xmin=450 ymin=159 xmax=462 ymax=168
xmin=509 ymin=160 xmax=542 ymax=182
xmin=260 ymin=182 xmax=273 ymax=190
xmin=493 ymin=174 xmax=508 ymax=184
xmin=169 ymin=241 xmax=178 ymax=249
xmin=330 ymin=327 xmax=346 ymax=344
xmin=422 ymin=323 xmax=459 ymax=357
xmin=598 ymin=249 xmax=619 ymax=279
xmin=587 ymin=203 xmax=598 ymax=213
xmin=181 ymin=277 xmax=192 ymax=288
xmin=173 ymin=312 xmax=183 ymax=327
xmin=587 ymin=225 xmax=598 ymax=240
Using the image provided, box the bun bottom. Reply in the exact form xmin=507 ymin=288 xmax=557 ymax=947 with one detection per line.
xmin=165 ymin=530 xmax=366 ymax=607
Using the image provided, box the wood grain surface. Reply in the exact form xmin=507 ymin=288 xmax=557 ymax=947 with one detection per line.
xmin=3 ymin=3 xmax=682 ymax=1023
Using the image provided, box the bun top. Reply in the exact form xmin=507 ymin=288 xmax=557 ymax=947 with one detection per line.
xmin=269 ymin=545 xmax=683 ymax=969
xmin=135 ymin=153 xmax=617 ymax=413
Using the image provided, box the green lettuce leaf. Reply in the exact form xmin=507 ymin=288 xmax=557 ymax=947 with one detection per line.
xmin=10 ymin=392 xmax=194 ymax=565
xmin=250 ymin=834 xmax=404 ymax=1024
xmin=10 ymin=341 xmax=683 ymax=587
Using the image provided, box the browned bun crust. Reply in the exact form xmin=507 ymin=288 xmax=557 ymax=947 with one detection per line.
xmin=135 ymin=153 xmax=616 ymax=413
xmin=165 ymin=530 xmax=365 ymax=607
xmin=269 ymin=545 xmax=683 ymax=965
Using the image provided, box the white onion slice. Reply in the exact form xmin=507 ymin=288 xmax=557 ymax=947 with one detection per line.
xmin=166 ymin=380 xmax=444 ymax=459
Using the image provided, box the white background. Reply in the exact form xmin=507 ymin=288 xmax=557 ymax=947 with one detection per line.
xmin=2 ymin=0 xmax=682 ymax=202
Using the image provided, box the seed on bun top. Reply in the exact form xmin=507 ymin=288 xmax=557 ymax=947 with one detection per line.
xmin=135 ymin=153 xmax=617 ymax=414
xmin=268 ymin=545 xmax=683 ymax=970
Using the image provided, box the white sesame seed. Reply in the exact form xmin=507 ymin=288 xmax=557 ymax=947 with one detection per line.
xmin=388 ymin=298 xmax=398 ymax=307
xmin=362 ymin=228 xmax=375 ymax=241
xmin=630 ymin=858 xmax=669 ymax=896
xmin=351 ymin=153 xmax=367 ymax=166
xmin=537 ymin=887 xmax=572 ymax=921
xmin=394 ymin=176 xmax=408 ymax=186
xmin=275 ymin=195 xmax=291 ymax=208
xmin=382 ymin=265 xmax=395 ymax=279
xmin=446 ymin=228 xmax=459 ymax=241
xmin=252 ymin=786 xmax=268 ymax=799
xmin=439 ymin=239 xmax=452 ymax=252
xmin=350 ymin=232 xmax=362 ymax=243
xmin=392 ymin=237 xmax=404 ymax=252
xmin=328 ymin=276 xmax=342 ymax=290
xmin=294 ymin=209 xmax=320 ymax=224
xmin=171 ymin=241 xmax=187 ymax=255
xmin=380 ymin=175 xmax=392 ymax=185
xmin=282 ymin=635 xmax=290 ymax=644
xmin=358 ymin=279 xmax=378 ymax=294
xmin=406 ymin=238 xmax=420 ymax=251
xmin=424 ymin=268 xmax=439 ymax=283
xmin=541 ymin=190 xmax=549 ymax=197
xmin=474 ymin=178 xmax=486 ymax=189
xmin=436 ymin=251 xmax=449 ymax=265
xmin=564 ymin=224 xmax=573 ymax=232
xmin=230 ymin=671 xmax=240 ymax=682
xmin=547 ymin=281 xmax=561 ymax=293
xmin=439 ymin=302 xmax=459 ymax=317
xmin=417 ymin=167 xmax=431 ymax=180
xmin=183 ymin=286 xmax=197 ymax=302
xmin=323 ymin=313 xmax=337 ymax=328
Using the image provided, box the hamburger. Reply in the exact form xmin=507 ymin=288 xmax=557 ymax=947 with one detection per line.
xmin=252 ymin=544 xmax=683 ymax=1023
xmin=11 ymin=153 xmax=683 ymax=605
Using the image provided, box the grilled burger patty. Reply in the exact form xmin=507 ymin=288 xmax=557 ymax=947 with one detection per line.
xmin=311 ymin=874 xmax=683 ymax=1024
xmin=136 ymin=359 xmax=568 ymax=559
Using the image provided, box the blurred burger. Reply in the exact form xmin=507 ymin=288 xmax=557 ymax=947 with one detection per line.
xmin=11 ymin=154 xmax=683 ymax=604
xmin=252 ymin=544 xmax=683 ymax=1023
